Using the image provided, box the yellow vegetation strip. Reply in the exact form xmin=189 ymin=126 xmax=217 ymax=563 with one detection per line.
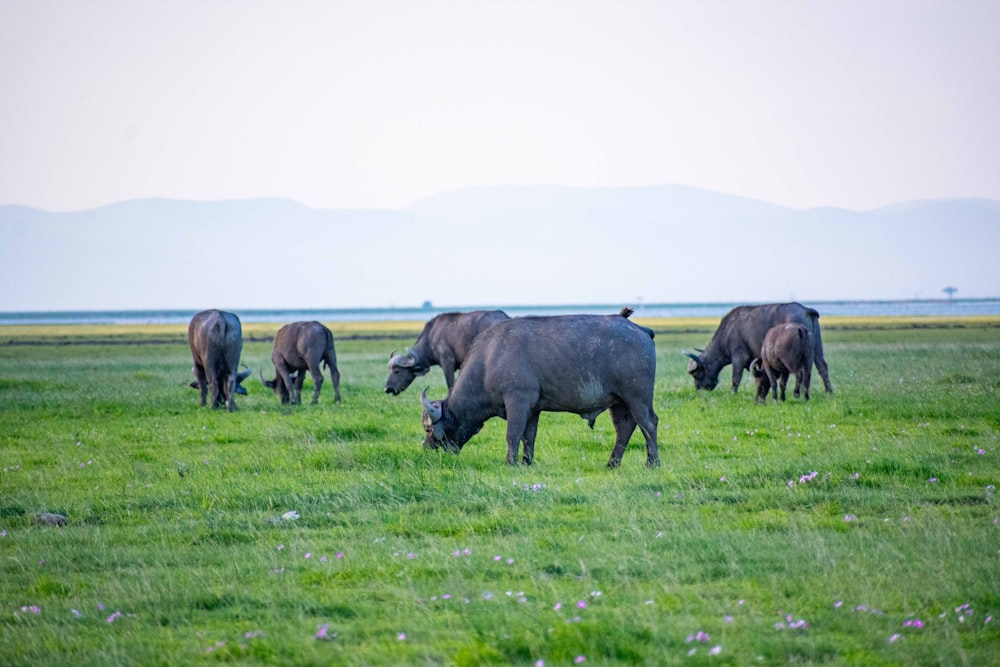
xmin=2 ymin=315 xmax=998 ymax=346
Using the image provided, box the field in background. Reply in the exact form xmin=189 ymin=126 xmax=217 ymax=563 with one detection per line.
xmin=1 ymin=318 xmax=998 ymax=665
xmin=4 ymin=314 xmax=998 ymax=344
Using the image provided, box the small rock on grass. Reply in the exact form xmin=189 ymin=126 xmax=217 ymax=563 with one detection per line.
xmin=35 ymin=513 xmax=68 ymax=527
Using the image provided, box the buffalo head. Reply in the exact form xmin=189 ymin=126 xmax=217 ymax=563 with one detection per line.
xmin=684 ymin=351 xmax=718 ymax=391
xmin=190 ymin=364 xmax=252 ymax=395
xmin=258 ymin=368 xmax=296 ymax=404
xmin=419 ymin=387 xmax=462 ymax=453
xmin=384 ymin=348 xmax=428 ymax=395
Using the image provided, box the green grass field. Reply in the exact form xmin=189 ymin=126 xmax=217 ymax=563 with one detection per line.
xmin=1 ymin=318 xmax=998 ymax=665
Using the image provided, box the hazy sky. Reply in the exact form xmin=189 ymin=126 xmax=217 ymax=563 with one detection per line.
xmin=2 ymin=0 xmax=999 ymax=213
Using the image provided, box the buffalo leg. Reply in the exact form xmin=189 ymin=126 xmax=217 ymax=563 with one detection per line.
xmin=276 ymin=362 xmax=298 ymax=405
xmin=209 ymin=367 xmax=223 ymax=409
xmin=193 ymin=364 xmax=208 ymax=407
xmin=766 ymin=368 xmax=779 ymax=403
xmin=812 ymin=329 xmax=834 ymax=393
xmin=630 ymin=401 xmax=660 ymax=467
xmin=521 ymin=411 xmax=540 ymax=465
xmin=224 ymin=372 xmax=237 ymax=412
xmin=327 ymin=357 xmax=342 ymax=403
xmin=730 ymin=357 xmax=748 ymax=393
xmin=503 ymin=396 xmax=536 ymax=465
xmin=607 ymin=403 xmax=638 ymax=468
xmin=778 ymin=372 xmax=788 ymax=401
xmin=755 ymin=375 xmax=769 ymax=404
xmin=441 ymin=357 xmax=458 ymax=392
xmin=309 ymin=365 xmax=323 ymax=404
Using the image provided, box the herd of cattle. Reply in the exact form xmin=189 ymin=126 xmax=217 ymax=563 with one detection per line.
xmin=187 ymin=302 xmax=832 ymax=467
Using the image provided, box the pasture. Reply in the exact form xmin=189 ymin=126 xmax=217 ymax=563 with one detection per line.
xmin=1 ymin=317 xmax=998 ymax=666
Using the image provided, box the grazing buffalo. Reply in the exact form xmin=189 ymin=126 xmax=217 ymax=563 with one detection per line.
xmin=750 ymin=323 xmax=815 ymax=403
xmin=385 ymin=310 xmax=510 ymax=395
xmin=189 ymin=364 xmax=251 ymax=395
xmin=685 ymin=302 xmax=832 ymax=394
xmin=259 ymin=321 xmax=341 ymax=405
xmin=188 ymin=309 xmax=246 ymax=411
xmin=419 ymin=310 xmax=659 ymax=468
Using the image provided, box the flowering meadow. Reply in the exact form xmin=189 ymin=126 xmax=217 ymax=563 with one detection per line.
xmin=1 ymin=317 xmax=998 ymax=665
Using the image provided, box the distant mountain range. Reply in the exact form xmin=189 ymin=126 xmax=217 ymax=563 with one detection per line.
xmin=2 ymin=184 xmax=998 ymax=311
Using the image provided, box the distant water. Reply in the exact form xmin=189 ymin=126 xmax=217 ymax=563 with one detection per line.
xmin=2 ymin=299 xmax=999 ymax=325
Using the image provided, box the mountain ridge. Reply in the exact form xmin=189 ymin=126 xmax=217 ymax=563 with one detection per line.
xmin=2 ymin=185 xmax=998 ymax=310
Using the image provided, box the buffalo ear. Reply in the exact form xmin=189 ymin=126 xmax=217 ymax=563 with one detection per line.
xmin=684 ymin=351 xmax=701 ymax=373
xmin=388 ymin=353 xmax=416 ymax=369
xmin=420 ymin=387 xmax=443 ymax=423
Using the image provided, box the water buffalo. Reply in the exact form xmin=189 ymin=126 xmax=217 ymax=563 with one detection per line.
xmin=684 ymin=302 xmax=832 ymax=394
xmin=750 ymin=323 xmax=815 ymax=403
xmin=419 ymin=311 xmax=659 ymax=468
xmin=259 ymin=321 xmax=341 ymax=405
xmin=385 ymin=310 xmax=510 ymax=395
xmin=188 ymin=309 xmax=245 ymax=411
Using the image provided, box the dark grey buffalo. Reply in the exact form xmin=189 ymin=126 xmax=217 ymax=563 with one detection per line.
xmin=685 ymin=302 xmax=832 ymax=394
xmin=259 ymin=321 xmax=341 ymax=405
xmin=188 ymin=309 xmax=246 ymax=411
xmin=385 ymin=310 xmax=510 ymax=395
xmin=419 ymin=311 xmax=660 ymax=468
xmin=750 ymin=323 xmax=815 ymax=403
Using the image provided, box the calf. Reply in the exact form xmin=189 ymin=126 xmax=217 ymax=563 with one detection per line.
xmin=685 ymin=302 xmax=832 ymax=394
xmin=750 ymin=323 xmax=815 ymax=403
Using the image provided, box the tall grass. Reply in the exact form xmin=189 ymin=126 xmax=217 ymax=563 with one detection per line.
xmin=1 ymin=320 xmax=998 ymax=665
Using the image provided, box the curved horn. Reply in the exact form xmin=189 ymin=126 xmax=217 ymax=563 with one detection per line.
xmin=389 ymin=350 xmax=396 ymax=360
xmin=693 ymin=347 xmax=705 ymax=353
xmin=750 ymin=357 xmax=761 ymax=373
xmin=406 ymin=347 xmax=420 ymax=364
xmin=684 ymin=350 xmax=701 ymax=373
xmin=420 ymin=386 xmax=443 ymax=423
xmin=237 ymin=364 xmax=252 ymax=383
xmin=258 ymin=367 xmax=275 ymax=388
xmin=388 ymin=351 xmax=416 ymax=368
